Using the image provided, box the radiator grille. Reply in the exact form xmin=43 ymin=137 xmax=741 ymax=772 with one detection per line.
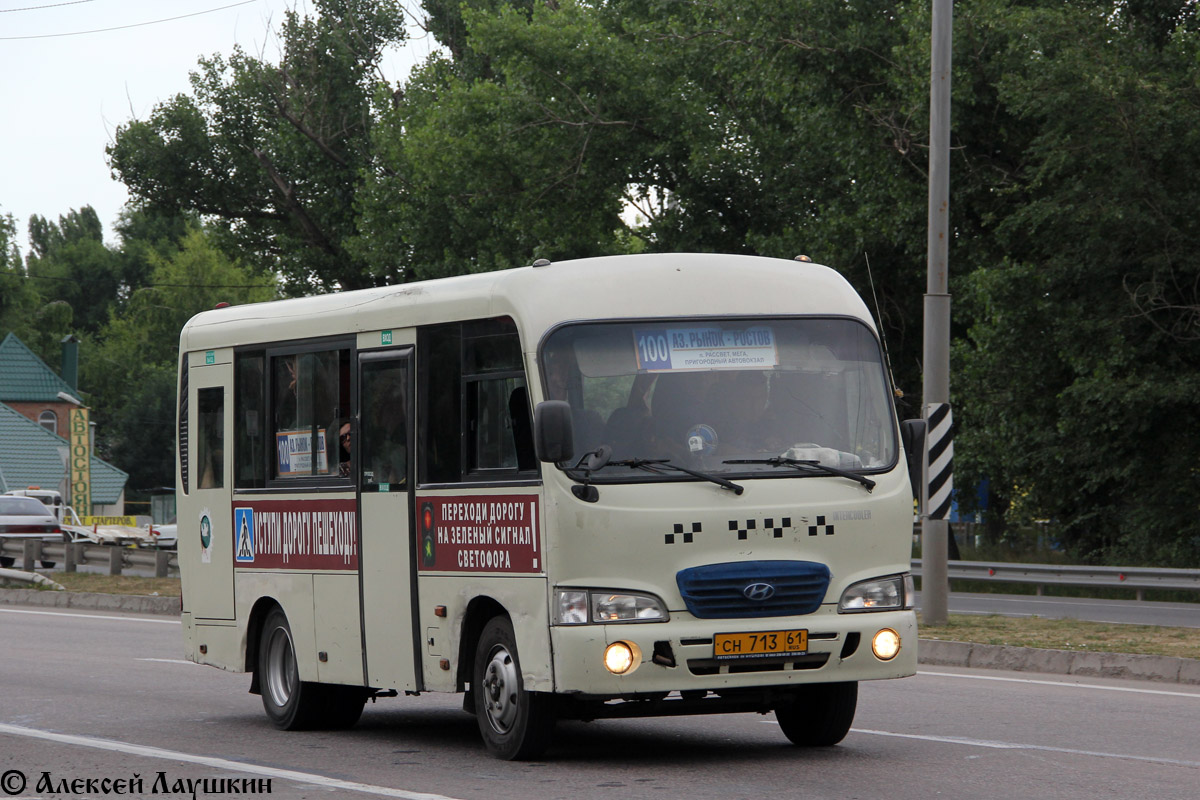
xmin=676 ymin=560 xmax=831 ymax=619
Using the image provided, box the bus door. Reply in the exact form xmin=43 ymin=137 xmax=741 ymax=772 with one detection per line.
xmin=357 ymin=347 xmax=420 ymax=690
xmin=180 ymin=349 xmax=235 ymax=620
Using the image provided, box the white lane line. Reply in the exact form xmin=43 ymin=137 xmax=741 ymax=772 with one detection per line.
xmin=917 ymin=670 xmax=1200 ymax=699
xmin=0 ymin=723 xmax=462 ymax=800
xmin=0 ymin=608 xmax=179 ymax=625
xmin=851 ymin=728 xmax=1200 ymax=768
xmin=135 ymin=658 xmax=195 ymax=665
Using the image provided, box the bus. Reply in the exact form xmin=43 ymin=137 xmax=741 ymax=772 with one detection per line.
xmin=175 ymin=252 xmax=924 ymax=760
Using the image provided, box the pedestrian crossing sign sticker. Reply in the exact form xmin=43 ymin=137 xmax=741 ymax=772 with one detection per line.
xmin=234 ymin=508 xmax=255 ymax=562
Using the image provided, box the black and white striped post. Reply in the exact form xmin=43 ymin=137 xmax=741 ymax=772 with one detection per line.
xmin=922 ymin=0 xmax=953 ymax=625
xmin=925 ymin=403 xmax=954 ymax=520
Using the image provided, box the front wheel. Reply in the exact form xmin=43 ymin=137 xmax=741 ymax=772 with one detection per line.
xmin=774 ymin=681 xmax=858 ymax=747
xmin=258 ymin=607 xmax=365 ymax=730
xmin=473 ymin=616 xmax=555 ymax=760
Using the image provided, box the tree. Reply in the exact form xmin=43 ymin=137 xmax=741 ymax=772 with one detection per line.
xmin=0 ymin=210 xmax=39 ymax=341
xmin=108 ymin=0 xmax=406 ymax=293
xmin=22 ymin=206 xmax=122 ymax=339
xmin=953 ymin=1 xmax=1200 ymax=564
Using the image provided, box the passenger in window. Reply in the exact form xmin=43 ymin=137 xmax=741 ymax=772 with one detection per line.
xmin=338 ymin=421 xmax=352 ymax=478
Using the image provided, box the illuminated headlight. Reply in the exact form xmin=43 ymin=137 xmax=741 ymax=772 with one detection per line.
xmin=553 ymin=589 xmax=668 ymax=624
xmin=603 ymin=641 xmax=642 ymax=674
xmin=872 ymin=628 xmax=901 ymax=660
xmin=838 ymin=574 xmax=914 ymax=613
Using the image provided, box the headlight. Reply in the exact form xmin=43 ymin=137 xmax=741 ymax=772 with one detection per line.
xmin=554 ymin=590 xmax=589 ymax=624
xmin=553 ymin=589 xmax=668 ymax=624
xmin=838 ymin=574 xmax=914 ymax=613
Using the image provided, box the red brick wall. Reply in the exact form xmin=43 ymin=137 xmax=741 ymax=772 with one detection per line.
xmin=6 ymin=402 xmax=69 ymax=437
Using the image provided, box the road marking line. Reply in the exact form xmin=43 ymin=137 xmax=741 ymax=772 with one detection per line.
xmin=851 ymin=728 xmax=1200 ymax=768
xmin=0 ymin=608 xmax=178 ymax=624
xmin=0 ymin=723 xmax=462 ymax=800
xmin=135 ymin=658 xmax=195 ymax=665
xmin=917 ymin=670 xmax=1200 ymax=699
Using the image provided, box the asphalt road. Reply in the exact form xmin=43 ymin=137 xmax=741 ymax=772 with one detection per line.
xmin=1 ymin=605 xmax=1198 ymax=800
xmin=916 ymin=590 xmax=1200 ymax=627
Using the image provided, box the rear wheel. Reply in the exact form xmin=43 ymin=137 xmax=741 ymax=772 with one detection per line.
xmin=774 ymin=681 xmax=858 ymax=746
xmin=258 ymin=607 xmax=365 ymax=730
xmin=473 ymin=616 xmax=555 ymax=760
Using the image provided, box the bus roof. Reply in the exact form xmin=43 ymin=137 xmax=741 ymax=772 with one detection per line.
xmin=179 ymin=253 xmax=874 ymax=353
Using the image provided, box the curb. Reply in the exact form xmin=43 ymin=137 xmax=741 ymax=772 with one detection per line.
xmin=0 ymin=587 xmax=180 ymax=616
xmin=2 ymin=589 xmax=1196 ymax=686
xmin=918 ymin=638 xmax=1200 ymax=686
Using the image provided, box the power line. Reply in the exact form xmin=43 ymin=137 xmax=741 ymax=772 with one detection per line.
xmin=0 ymin=0 xmax=256 ymax=40
xmin=1 ymin=1 xmax=97 ymax=12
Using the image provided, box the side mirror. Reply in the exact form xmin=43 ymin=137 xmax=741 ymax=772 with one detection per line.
xmin=534 ymin=401 xmax=575 ymax=463
xmin=900 ymin=419 xmax=926 ymax=503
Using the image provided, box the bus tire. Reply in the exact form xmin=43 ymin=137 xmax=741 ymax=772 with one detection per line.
xmin=473 ymin=616 xmax=555 ymax=760
xmin=258 ymin=608 xmax=365 ymax=731
xmin=774 ymin=681 xmax=858 ymax=747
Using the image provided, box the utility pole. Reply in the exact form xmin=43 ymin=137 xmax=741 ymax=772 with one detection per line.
xmin=922 ymin=0 xmax=953 ymax=626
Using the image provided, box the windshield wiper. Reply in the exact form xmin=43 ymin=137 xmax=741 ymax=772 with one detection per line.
xmin=611 ymin=458 xmax=745 ymax=495
xmin=724 ymin=457 xmax=876 ymax=492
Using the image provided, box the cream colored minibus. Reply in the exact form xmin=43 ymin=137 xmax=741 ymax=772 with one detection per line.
xmin=176 ymin=253 xmax=923 ymax=759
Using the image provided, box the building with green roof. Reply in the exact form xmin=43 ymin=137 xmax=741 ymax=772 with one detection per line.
xmin=0 ymin=332 xmax=128 ymax=513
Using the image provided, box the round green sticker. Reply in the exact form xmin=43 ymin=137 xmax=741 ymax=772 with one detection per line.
xmin=200 ymin=514 xmax=212 ymax=549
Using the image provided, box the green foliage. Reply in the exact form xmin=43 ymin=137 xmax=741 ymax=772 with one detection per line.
xmin=23 ymin=206 xmax=124 ymax=338
xmin=953 ymin=1 xmax=1200 ymax=565
xmin=0 ymin=210 xmax=39 ymax=340
xmin=108 ymin=0 xmax=406 ymax=294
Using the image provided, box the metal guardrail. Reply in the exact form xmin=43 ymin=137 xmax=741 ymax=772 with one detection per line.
xmin=0 ymin=538 xmax=178 ymax=578
xmin=911 ymin=559 xmax=1200 ymax=600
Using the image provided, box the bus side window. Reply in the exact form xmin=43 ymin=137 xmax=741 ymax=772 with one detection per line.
xmin=419 ymin=317 xmax=535 ymax=483
xmin=269 ymin=347 xmax=352 ymax=480
xmin=235 ymin=352 xmax=266 ymax=488
xmin=196 ymin=387 xmax=224 ymax=490
xmin=360 ymin=360 xmax=408 ymax=488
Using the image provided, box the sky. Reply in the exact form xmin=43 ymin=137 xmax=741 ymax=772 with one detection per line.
xmin=0 ymin=0 xmax=430 ymax=249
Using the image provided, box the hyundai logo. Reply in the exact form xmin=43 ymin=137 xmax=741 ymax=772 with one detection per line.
xmin=743 ymin=582 xmax=776 ymax=601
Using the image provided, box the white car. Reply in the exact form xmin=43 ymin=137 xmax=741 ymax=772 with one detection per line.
xmin=0 ymin=495 xmax=65 ymax=568
xmin=145 ymin=517 xmax=178 ymax=549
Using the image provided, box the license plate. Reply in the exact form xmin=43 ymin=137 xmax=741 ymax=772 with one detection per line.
xmin=713 ymin=629 xmax=808 ymax=660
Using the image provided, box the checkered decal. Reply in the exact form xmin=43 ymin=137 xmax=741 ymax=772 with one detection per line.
xmin=665 ymin=522 xmax=702 ymax=544
xmin=730 ymin=517 xmax=792 ymax=540
xmin=807 ymin=516 xmax=835 ymax=536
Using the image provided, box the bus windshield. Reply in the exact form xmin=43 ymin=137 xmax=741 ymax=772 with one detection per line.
xmin=540 ymin=318 xmax=897 ymax=479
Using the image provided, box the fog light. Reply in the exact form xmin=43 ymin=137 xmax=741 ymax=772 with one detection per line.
xmin=872 ymin=628 xmax=901 ymax=661
xmin=603 ymin=641 xmax=641 ymax=675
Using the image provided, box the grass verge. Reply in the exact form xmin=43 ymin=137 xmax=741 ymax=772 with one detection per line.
xmin=918 ymin=614 xmax=1200 ymax=660
xmin=44 ymin=572 xmax=181 ymax=597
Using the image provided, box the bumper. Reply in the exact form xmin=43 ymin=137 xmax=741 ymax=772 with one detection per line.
xmin=551 ymin=605 xmax=916 ymax=698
